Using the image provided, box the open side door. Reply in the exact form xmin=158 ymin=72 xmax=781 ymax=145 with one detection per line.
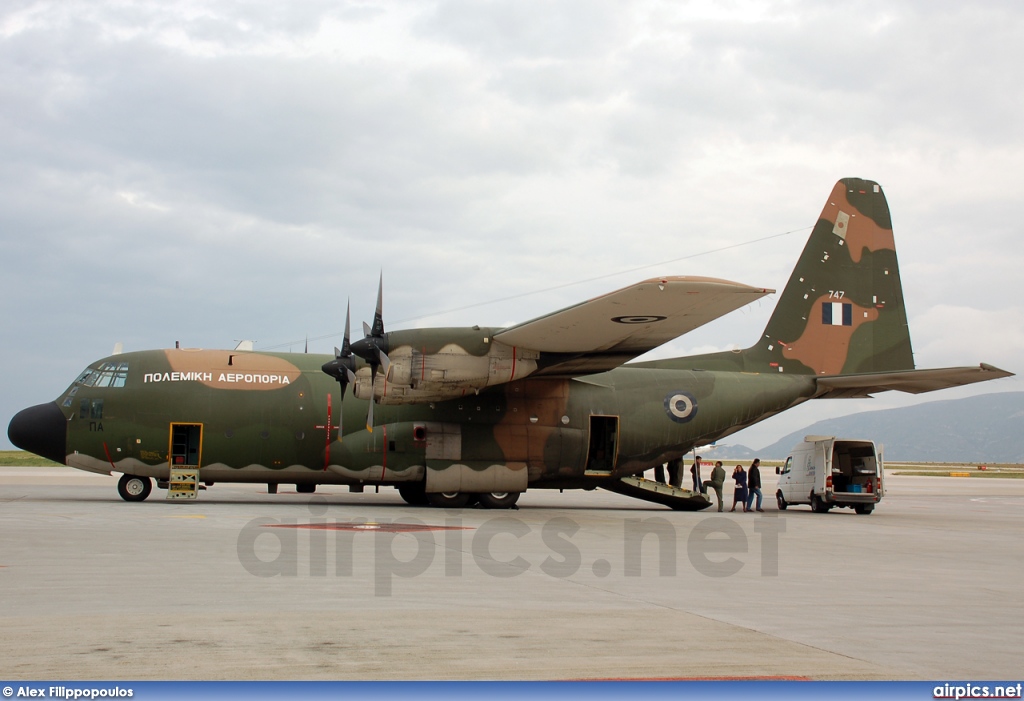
xmin=584 ymin=415 xmax=618 ymax=476
xmin=167 ymin=423 xmax=202 ymax=501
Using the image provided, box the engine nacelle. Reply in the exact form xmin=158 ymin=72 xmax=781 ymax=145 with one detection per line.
xmin=353 ymin=338 xmax=538 ymax=404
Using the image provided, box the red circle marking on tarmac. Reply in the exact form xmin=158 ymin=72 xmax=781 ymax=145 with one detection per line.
xmin=264 ymin=523 xmax=473 ymax=533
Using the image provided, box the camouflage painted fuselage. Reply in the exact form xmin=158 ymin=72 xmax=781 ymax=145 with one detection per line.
xmin=58 ymin=347 xmax=817 ymax=488
xmin=11 ymin=178 xmax=1011 ymax=502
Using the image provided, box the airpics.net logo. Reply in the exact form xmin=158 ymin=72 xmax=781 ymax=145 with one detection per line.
xmin=235 ymin=500 xmax=787 ymax=596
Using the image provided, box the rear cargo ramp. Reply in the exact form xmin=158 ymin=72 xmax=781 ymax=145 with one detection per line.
xmin=600 ymin=476 xmax=714 ymax=511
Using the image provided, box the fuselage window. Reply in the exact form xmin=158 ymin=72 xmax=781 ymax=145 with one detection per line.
xmin=90 ymin=399 xmax=104 ymax=420
xmin=62 ymin=386 xmax=80 ymax=409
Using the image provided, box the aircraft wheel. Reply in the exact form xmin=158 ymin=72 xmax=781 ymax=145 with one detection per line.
xmin=118 ymin=474 xmax=152 ymax=502
xmin=425 ymin=491 xmax=471 ymax=508
xmin=776 ymin=491 xmax=787 ymax=511
xmin=811 ymin=494 xmax=830 ymax=513
xmin=855 ymin=504 xmax=874 ymax=515
xmin=398 ymin=483 xmax=429 ymax=506
xmin=477 ymin=492 xmax=521 ymax=509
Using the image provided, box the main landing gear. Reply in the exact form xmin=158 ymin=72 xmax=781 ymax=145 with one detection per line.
xmin=397 ymin=484 xmax=521 ymax=509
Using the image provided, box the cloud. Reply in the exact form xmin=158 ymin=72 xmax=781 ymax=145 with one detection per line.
xmin=912 ymin=304 xmax=1024 ymax=371
xmin=3 ymin=0 xmax=1023 ymax=448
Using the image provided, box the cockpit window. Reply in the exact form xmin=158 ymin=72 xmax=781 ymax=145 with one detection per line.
xmin=78 ymin=399 xmax=103 ymax=420
xmin=75 ymin=362 xmax=129 ymax=389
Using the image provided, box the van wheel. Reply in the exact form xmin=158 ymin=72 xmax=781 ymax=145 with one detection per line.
xmin=776 ymin=491 xmax=787 ymax=511
xmin=477 ymin=492 xmax=521 ymax=509
xmin=855 ymin=504 xmax=874 ymax=515
xmin=811 ymin=494 xmax=830 ymax=513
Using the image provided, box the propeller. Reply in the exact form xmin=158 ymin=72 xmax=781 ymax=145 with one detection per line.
xmin=350 ymin=273 xmax=391 ymax=432
xmin=320 ymin=300 xmax=357 ymax=436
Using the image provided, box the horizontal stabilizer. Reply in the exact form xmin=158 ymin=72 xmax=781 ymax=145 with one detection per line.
xmin=815 ymin=364 xmax=1014 ymax=399
xmin=495 ymin=277 xmax=772 ymax=356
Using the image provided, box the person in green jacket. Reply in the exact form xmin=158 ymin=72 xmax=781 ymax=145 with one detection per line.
xmin=702 ymin=460 xmax=727 ymax=512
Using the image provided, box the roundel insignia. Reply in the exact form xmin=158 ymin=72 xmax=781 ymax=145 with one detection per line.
xmin=611 ymin=315 xmax=667 ymax=324
xmin=664 ymin=391 xmax=698 ymax=423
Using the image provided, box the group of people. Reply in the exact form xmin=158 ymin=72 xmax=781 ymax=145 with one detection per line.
xmin=650 ymin=456 xmax=764 ymax=513
xmin=724 ymin=458 xmax=764 ymax=513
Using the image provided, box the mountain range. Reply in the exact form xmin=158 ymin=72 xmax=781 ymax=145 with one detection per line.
xmin=709 ymin=392 xmax=1024 ymax=463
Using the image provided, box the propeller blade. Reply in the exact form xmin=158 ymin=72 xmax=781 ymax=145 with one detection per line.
xmin=352 ymin=275 xmax=389 ymax=364
xmin=336 ymin=396 xmax=343 ymax=438
xmin=366 ymin=363 xmax=377 ymax=433
xmin=378 ymin=349 xmax=391 ymax=379
xmin=321 ymin=299 xmax=367 ymax=437
xmin=342 ymin=300 xmax=352 ymax=355
xmin=370 ymin=272 xmax=384 ymax=337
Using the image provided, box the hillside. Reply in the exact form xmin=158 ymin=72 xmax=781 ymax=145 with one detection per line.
xmin=736 ymin=392 xmax=1024 ymax=462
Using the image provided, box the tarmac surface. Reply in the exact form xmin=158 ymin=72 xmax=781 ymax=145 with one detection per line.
xmin=1 ymin=466 xmax=1023 ymax=681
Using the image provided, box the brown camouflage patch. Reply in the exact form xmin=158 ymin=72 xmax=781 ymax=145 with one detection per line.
xmin=158 ymin=349 xmax=301 ymax=391
xmin=781 ymin=295 xmax=879 ymax=375
xmin=820 ymin=181 xmax=895 ymax=263
xmin=493 ymin=379 xmax=570 ymax=466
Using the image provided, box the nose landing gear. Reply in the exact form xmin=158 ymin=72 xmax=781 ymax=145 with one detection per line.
xmin=117 ymin=474 xmax=153 ymax=502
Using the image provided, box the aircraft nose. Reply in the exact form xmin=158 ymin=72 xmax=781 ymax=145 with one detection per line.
xmin=8 ymin=402 xmax=68 ymax=465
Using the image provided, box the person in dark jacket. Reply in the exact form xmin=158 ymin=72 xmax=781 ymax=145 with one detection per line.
xmin=730 ymin=464 xmax=749 ymax=512
xmin=746 ymin=458 xmax=764 ymax=512
xmin=689 ymin=455 xmax=703 ymax=492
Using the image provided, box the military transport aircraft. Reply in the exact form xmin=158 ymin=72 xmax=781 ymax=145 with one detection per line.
xmin=7 ymin=178 xmax=1013 ymax=509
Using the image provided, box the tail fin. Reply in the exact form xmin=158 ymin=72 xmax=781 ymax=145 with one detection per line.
xmin=745 ymin=178 xmax=915 ymax=376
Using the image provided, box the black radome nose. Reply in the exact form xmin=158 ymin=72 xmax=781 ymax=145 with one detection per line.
xmin=8 ymin=402 xmax=67 ymax=464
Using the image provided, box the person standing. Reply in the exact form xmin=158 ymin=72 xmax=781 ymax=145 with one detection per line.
xmin=702 ymin=460 xmax=726 ymax=511
xmin=746 ymin=458 xmax=764 ymax=512
xmin=730 ymin=464 xmax=748 ymax=512
xmin=667 ymin=457 xmax=683 ymax=488
xmin=690 ymin=455 xmax=703 ymax=492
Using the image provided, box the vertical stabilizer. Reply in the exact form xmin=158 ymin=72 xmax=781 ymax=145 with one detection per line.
xmin=745 ymin=178 xmax=915 ymax=376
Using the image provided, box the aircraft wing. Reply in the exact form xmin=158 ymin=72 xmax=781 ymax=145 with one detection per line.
xmin=494 ymin=277 xmax=772 ymax=375
xmin=814 ymin=364 xmax=1014 ymax=399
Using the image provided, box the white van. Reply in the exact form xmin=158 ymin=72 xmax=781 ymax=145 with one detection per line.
xmin=775 ymin=436 xmax=884 ymax=515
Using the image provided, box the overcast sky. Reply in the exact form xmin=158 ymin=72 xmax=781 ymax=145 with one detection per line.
xmin=3 ymin=0 xmax=1022 ymax=451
